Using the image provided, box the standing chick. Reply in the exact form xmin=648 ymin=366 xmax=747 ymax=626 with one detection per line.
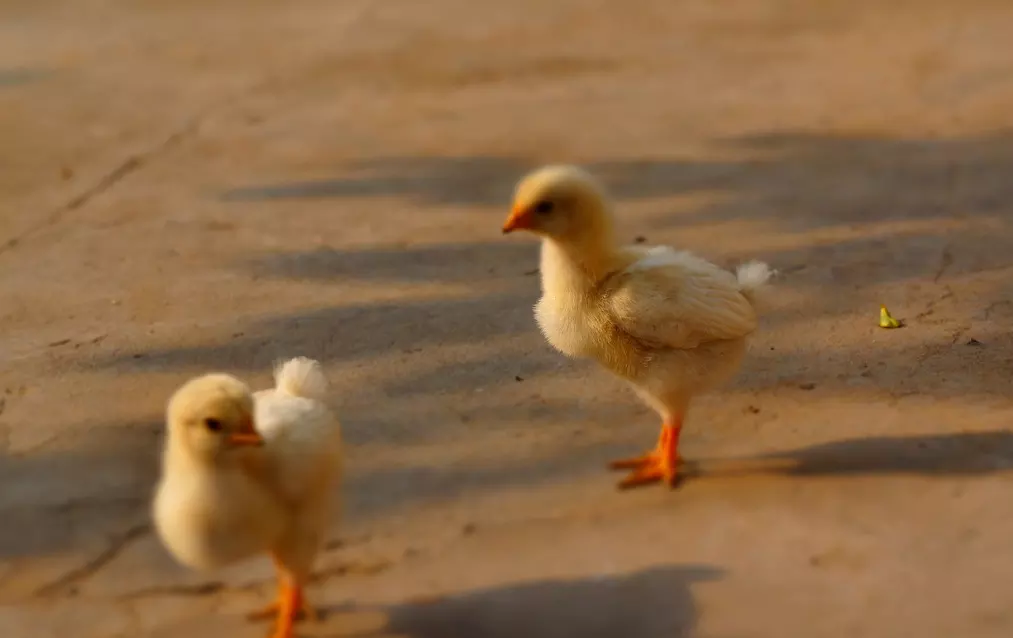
xmin=153 ymin=357 xmax=342 ymax=638
xmin=502 ymin=165 xmax=773 ymax=489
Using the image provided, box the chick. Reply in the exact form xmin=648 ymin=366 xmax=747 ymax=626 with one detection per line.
xmin=153 ymin=357 xmax=342 ymax=638
xmin=503 ymin=165 xmax=773 ymax=489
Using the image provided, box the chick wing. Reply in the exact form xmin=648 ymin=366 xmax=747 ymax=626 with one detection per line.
xmin=605 ymin=247 xmax=758 ymax=351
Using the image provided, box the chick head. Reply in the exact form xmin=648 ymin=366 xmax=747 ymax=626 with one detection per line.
xmin=166 ymin=373 xmax=263 ymax=461
xmin=503 ymin=165 xmax=613 ymax=243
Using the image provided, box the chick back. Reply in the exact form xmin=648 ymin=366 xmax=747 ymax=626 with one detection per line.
xmin=255 ymin=358 xmax=342 ymax=506
xmin=274 ymin=356 xmax=330 ymax=402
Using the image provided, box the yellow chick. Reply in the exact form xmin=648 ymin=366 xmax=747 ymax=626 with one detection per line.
xmin=503 ymin=165 xmax=774 ymax=489
xmin=152 ymin=357 xmax=342 ymax=638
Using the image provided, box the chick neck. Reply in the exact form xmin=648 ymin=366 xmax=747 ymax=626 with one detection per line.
xmin=540 ymin=206 xmax=619 ymax=285
xmin=163 ymin=426 xmax=246 ymax=476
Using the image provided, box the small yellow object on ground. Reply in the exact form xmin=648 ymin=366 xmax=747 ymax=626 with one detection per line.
xmin=879 ymin=305 xmax=903 ymax=329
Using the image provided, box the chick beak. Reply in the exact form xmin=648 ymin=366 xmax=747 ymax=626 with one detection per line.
xmin=228 ymin=416 xmax=264 ymax=447
xmin=502 ymin=205 xmax=534 ymax=234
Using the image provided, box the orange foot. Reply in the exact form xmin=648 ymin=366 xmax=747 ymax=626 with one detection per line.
xmin=247 ymin=579 xmax=318 ymax=638
xmin=609 ymin=421 xmax=682 ymax=490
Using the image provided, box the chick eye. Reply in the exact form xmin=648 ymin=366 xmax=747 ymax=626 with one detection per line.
xmin=534 ymin=200 xmax=554 ymax=215
xmin=204 ymin=418 xmax=223 ymax=432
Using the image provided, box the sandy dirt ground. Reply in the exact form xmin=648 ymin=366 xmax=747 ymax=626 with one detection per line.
xmin=3 ymin=0 xmax=1013 ymax=636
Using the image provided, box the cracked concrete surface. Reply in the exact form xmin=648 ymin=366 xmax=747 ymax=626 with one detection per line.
xmin=3 ymin=0 xmax=1013 ymax=636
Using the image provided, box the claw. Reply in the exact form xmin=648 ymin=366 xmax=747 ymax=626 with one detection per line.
xmin=610 ymin=420 xmax=683 ymax=490
xmin=247 ymin=596 xmax=317 ymax=623
xmin=616 ymin=456 xmax=681 ymax=489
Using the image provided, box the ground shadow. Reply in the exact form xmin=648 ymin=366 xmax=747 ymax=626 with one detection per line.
xmin=100 ymin=130 xmax=1013 ymax=382
xmin=7 ymin=426 xmax=1013 ymax=572
xmin=224 ymin=129 xmax=1013 ymax=306
xmin=0 ymin=68 xmax=51 ymax=89
xmin=221 ymin=156 xmax=532 ymax=207
xmin=346 ymin=429 xmax=1013 ymax=521
xmin=242 ymin=241 xmax=539 ymax=284
xmin=221 ymin=131 xmax=1013 ymax=231
xmin=685 ymin=431 xmax=1013 ymax=482
xmin=86 ymin=286 xmax=539 ymax=375
xmin=0 ymin=420 xmax=160 ymax=599
xmin=342 ymin=433 xmax=628 ymax=520
xmin=330 ymin=564 xmax=721 ymax=638
xmin=583 ymin=131 xmax=1013 ymax=234
xmin=47 ymin=132 xmax=1013 ymax=562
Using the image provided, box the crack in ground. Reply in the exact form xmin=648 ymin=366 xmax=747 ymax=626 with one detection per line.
xmin=932 ymin=245 xmax=953 ymax=283
xmin=309 ymin=558 xmax=393 ymax=584
xmin=0 ymin=0 xmax=378 ymax=260
xmin=0 ymin=115 xmax=201 ymax=257
xmin=102 ymin=555 xmax=396 ymax=603
xmin=120 ymin=581 xmax=230 ymax=600
xmin=981 ymin=299 xmax=1012 ymax=320
xmin=34 ymin=523 xmax=151 ymax=597
xmin=114 ymin=557 xmax=394 ymax=602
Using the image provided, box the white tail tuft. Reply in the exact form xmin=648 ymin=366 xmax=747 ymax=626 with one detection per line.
xmin=735 ymin=260 xmax=776 ymax=307
xmin=274 ymin=357 xmax=329 ymax=402
xmin=736 ymin=260 xmax=775 ymax=291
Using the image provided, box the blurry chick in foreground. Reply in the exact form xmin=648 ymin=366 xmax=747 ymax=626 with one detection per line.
xmin=503 ymin=165 xmax=774 ymax=489
xmin=153 ymin=357 xmax=342 ymax=638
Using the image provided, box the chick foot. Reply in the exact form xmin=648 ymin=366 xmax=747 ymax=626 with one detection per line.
xmin=247 ymin=580 xmax=318 ymax=638
xmin=247 ymin=589 xmax=317 ymax=622
xmin=609 ymin=421 xmax=682 ymax=489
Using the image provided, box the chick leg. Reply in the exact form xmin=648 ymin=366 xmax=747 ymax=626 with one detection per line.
xmin=246 ymin=582 xmax=316 ymax=622
xmin=247 ymin=557 xmax=318 ymax=629
xmin=609 ymin=417 xmax=682 ymax=489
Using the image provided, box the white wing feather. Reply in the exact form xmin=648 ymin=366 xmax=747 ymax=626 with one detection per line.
xmin=606 ymin=248 xmax=760 ymax=350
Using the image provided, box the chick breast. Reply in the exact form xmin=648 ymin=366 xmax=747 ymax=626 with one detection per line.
xmin=152 ymin=456 xmax=288 ymax=570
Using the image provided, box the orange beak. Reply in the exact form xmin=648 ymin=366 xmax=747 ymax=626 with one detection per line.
xmin=228 ymin=416 xmax=264 ymax=447
xmin=502 ymin=205 xmax=535 ymax=234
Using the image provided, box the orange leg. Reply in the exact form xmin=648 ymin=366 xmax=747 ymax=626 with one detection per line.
xmin=247 ymin=559 xmax=317 ymax=637
xmin=247 ymin=581 xmax=316 ymax=621
xmin=609 ymin=418 xmax=682 ymax=489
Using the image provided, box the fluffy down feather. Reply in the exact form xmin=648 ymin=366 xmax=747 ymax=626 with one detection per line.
xmin=254 ymin=358 xmax=342 ymax=506
xmin=505 ymin=164 xmax=775 ymax=488
xmin=607 ymin=247 xmax=760 ymax=350
xmin=152 ymin=357 xmax=342 ymax=635
xmin=274 ymin=356 xmax=330 ymax=402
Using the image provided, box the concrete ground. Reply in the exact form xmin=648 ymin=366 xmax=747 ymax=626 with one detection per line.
xmin=3 ymin=0 xmax=1013 ymax=636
